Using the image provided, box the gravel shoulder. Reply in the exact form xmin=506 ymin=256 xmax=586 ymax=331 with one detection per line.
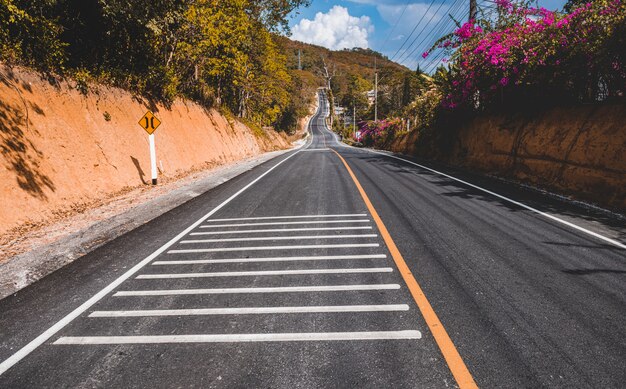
xmin=0 ymin=148 xmax=295 ymax=300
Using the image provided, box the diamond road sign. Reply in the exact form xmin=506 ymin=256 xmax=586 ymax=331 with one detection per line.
xmin=138 ymin=111 xmax=161 ymax=135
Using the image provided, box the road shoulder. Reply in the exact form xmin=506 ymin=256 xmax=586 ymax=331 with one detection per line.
xmin=0 ymin=149 xmax=294 ymax=300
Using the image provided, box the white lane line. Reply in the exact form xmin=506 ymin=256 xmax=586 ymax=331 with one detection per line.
xmin=0 ymin=149 xmax=305 ymax=376
xmin=168 ymin=243 xmax=379 ymax=254
xmin=114 ymin=284 xmax=401 ymax=296
xmin=200 ymin=220 xmax=370 ymax=228
xmin=365 ymin=149 xmax=626 ymax=250
xmin=205 ymin=214 xmax=366 ymax=222
xmin=300 ymin=148 xmax=331 ymax=152
xmin=89 ymin=304 xmax=410 ymax=317
xmin=180 ymin=234 xmax=378 ymax=244
xmin=54 ymin=331 xmax=422 ymax=345
xmin=190 ymin=226 xmax=373 ymax=235
xmin=136 ymin=267 xmax=394 ymax=279
xmin=152 ymin=254 xmax=387 ymax=265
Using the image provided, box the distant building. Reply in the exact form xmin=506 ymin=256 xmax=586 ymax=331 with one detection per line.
xmin=366 ymin=90 xmax=375 ymax=105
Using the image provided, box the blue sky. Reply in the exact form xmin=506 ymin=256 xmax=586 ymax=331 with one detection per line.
xmin=288 ymin=0 xmax=568 ymax=71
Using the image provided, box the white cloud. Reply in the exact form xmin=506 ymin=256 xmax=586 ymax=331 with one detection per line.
xmin=291 ymin=6 xmax=373 ymax=50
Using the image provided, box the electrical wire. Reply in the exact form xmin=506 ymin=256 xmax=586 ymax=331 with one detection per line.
xmin=388 ymin=0 xmax=439 ymax=62
xmin=396 ymin=0 xmax=465 ymax=66
xmin=380 ymin=0 xmax=412 ymax=50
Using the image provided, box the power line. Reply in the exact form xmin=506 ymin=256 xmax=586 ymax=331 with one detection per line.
xmin=380 ymin=0 xmax=412 ymax=50
xmin=418 ymin=1 xmax=466 ymax=63
xmin=396 ymin=0 xmax=464 ymax=66
xmin=393 ymin=0 xmax=449 ymax=64
xmin=388 ymin=0 xmax=438 ymax=62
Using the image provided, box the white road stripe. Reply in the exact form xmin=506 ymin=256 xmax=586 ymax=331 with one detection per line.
xmin=54 ymin=331 xmax=422 ymax=344
xmin=180 ymin=234 xmax=377 ymax=244
xmin=0 ymin=148 xmax=305 ymax=376
xmin=152 ymin=254 xmax=387 ymax=265
xmin=89 ymin=304 xmax=410 ymax=317
xmin=114 ymin=284 xmax=401 ymax=296
xmin=365 ymin=149 xmax=626 ymax=250
xmin=205 ymin=214 xmax=366 ymax=222
xmin=136 ymin=267 xmax=393 ymax=279
xmin=189 ymin=226 xmax=373 ymax=235
xmin=168 ymin=243 xmax=379 ymax=254
xmin=200 ymin=220 xmax=370 ymax=228
xmin=300 ymin=148 xmax=330 ymax=152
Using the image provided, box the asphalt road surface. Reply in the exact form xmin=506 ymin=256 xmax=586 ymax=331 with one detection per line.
xmin=0 ymin=91 xmax=624 ymax=388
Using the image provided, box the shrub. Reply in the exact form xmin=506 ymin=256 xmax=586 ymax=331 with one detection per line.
xmin=427 ymin=0 xmax=626 ymax=109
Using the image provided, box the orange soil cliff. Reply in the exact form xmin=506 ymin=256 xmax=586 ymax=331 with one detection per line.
xmin=391 ymin=104 xmax=626 ymax=211
xmin=0 ymin=65 xmax=291 ymax=236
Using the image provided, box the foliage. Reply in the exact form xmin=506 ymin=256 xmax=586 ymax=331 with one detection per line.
xmin=0 ymin=0 xmax=310 ymax=132
xmin=340 ymin=74 xmax=372 ymax=117
xmin=357 ymin=118 xmax=405 ymax=148
xmin=0 ymin=0 xmax=66 ymax=70
xmin=403 ymin=73 xmax=443 ymax=131
xmin=431 ymin=0 xmax=626 ymax=109
xmin=278 ymin=36 xmax=415 ymax=121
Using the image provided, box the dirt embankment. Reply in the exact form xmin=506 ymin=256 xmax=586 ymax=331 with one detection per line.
xmin=390 ymin=104 xmax=626 ymax=211
xmin=0 ymin=65 xmax=291 ymax=239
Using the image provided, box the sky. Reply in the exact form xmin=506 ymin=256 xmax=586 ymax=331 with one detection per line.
xmin=288 ymin=0 xmax=568 ymax=71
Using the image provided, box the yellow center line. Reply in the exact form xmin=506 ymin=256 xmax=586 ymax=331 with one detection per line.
xmin=331 ymin=148 xmax=478 ymax=389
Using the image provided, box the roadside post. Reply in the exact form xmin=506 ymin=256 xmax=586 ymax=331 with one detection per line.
xmin=138 ymin=110 xmax=162 ymax=185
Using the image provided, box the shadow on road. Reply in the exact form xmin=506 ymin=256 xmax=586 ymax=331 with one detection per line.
xmin=350 ymin=149 xmax=626 ymax=246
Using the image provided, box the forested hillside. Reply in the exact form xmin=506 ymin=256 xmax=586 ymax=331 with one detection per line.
xmin=278 ymin=37 xmax=420 ymax=123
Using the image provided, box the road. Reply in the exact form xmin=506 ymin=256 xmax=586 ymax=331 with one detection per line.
xmin=0 ymin=91 xmax=625 ymax=388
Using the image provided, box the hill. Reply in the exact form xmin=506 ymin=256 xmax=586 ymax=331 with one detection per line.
xmin=276 ymin=37 xmax=418 ymax=122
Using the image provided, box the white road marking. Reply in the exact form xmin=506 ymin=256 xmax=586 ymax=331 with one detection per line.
xmin=365 ymin=149 xmax=626 ymax=250
xmin=205 ymin=214 xmax=366 ymax=222
xmin=190 ymin=226 xmax=373 ymax=235
xmin=136 ymin=267 xmax=393 ymax=279
xmin=152 ymin=254 xmax=387 ymax=265
xmin=180 ymin=234 xmax=378 ymax=244
xmin=89 ymin=304 xmax=410 ymax=317
xmin=114 ymin=284 xmax=401 ymax=296
xmin=54 ymin=331 xmax=422 ymax=345
xmin=0 ymin=148 xmax=305 ymax=376
xmin=200 ymin=220 xmax=370 ymax=228
xmin=300 ymin=148 xmax=330 ymax=152
xmin=168 ymin=243 xmax=379 ymax=253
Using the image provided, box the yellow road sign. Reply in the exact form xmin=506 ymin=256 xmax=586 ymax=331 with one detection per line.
xmin=138 ymin=111 xmax=161 ymax=135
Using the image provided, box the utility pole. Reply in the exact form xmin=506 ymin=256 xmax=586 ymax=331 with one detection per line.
xmin=469 ymin=0 xmax=477 ymax=20
xmin=298 ymin=49 xmax=302 ymax=70
xmin=374 ymin=59 xmax=378 ymax=122
xmin=353 ymin=104 xmax=356 ymax=139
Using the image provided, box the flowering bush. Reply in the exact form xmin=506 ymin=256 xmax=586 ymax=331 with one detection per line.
xmin=357 ymin=119 xmax=405 ymax=148
xmin=430 ymin=0 xmax=626 ymax=108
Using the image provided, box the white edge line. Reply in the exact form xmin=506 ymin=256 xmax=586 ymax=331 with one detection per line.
xmin=88 ymin=304 xmax=410 ymax=317
xmin=151 ymin=254 xmax=387 ymax=265
xmin=53 ymin=331 xmax=422 ymax=344
xmin=364 ymin=149 xmax=626 ymax=250
xmin=323 ymin=97 xmax=626 ymax=250
xmin=0 ymin=147 xmax=306 ymax=376
xmin=135 ymin=267 xmax=394 ymax=279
